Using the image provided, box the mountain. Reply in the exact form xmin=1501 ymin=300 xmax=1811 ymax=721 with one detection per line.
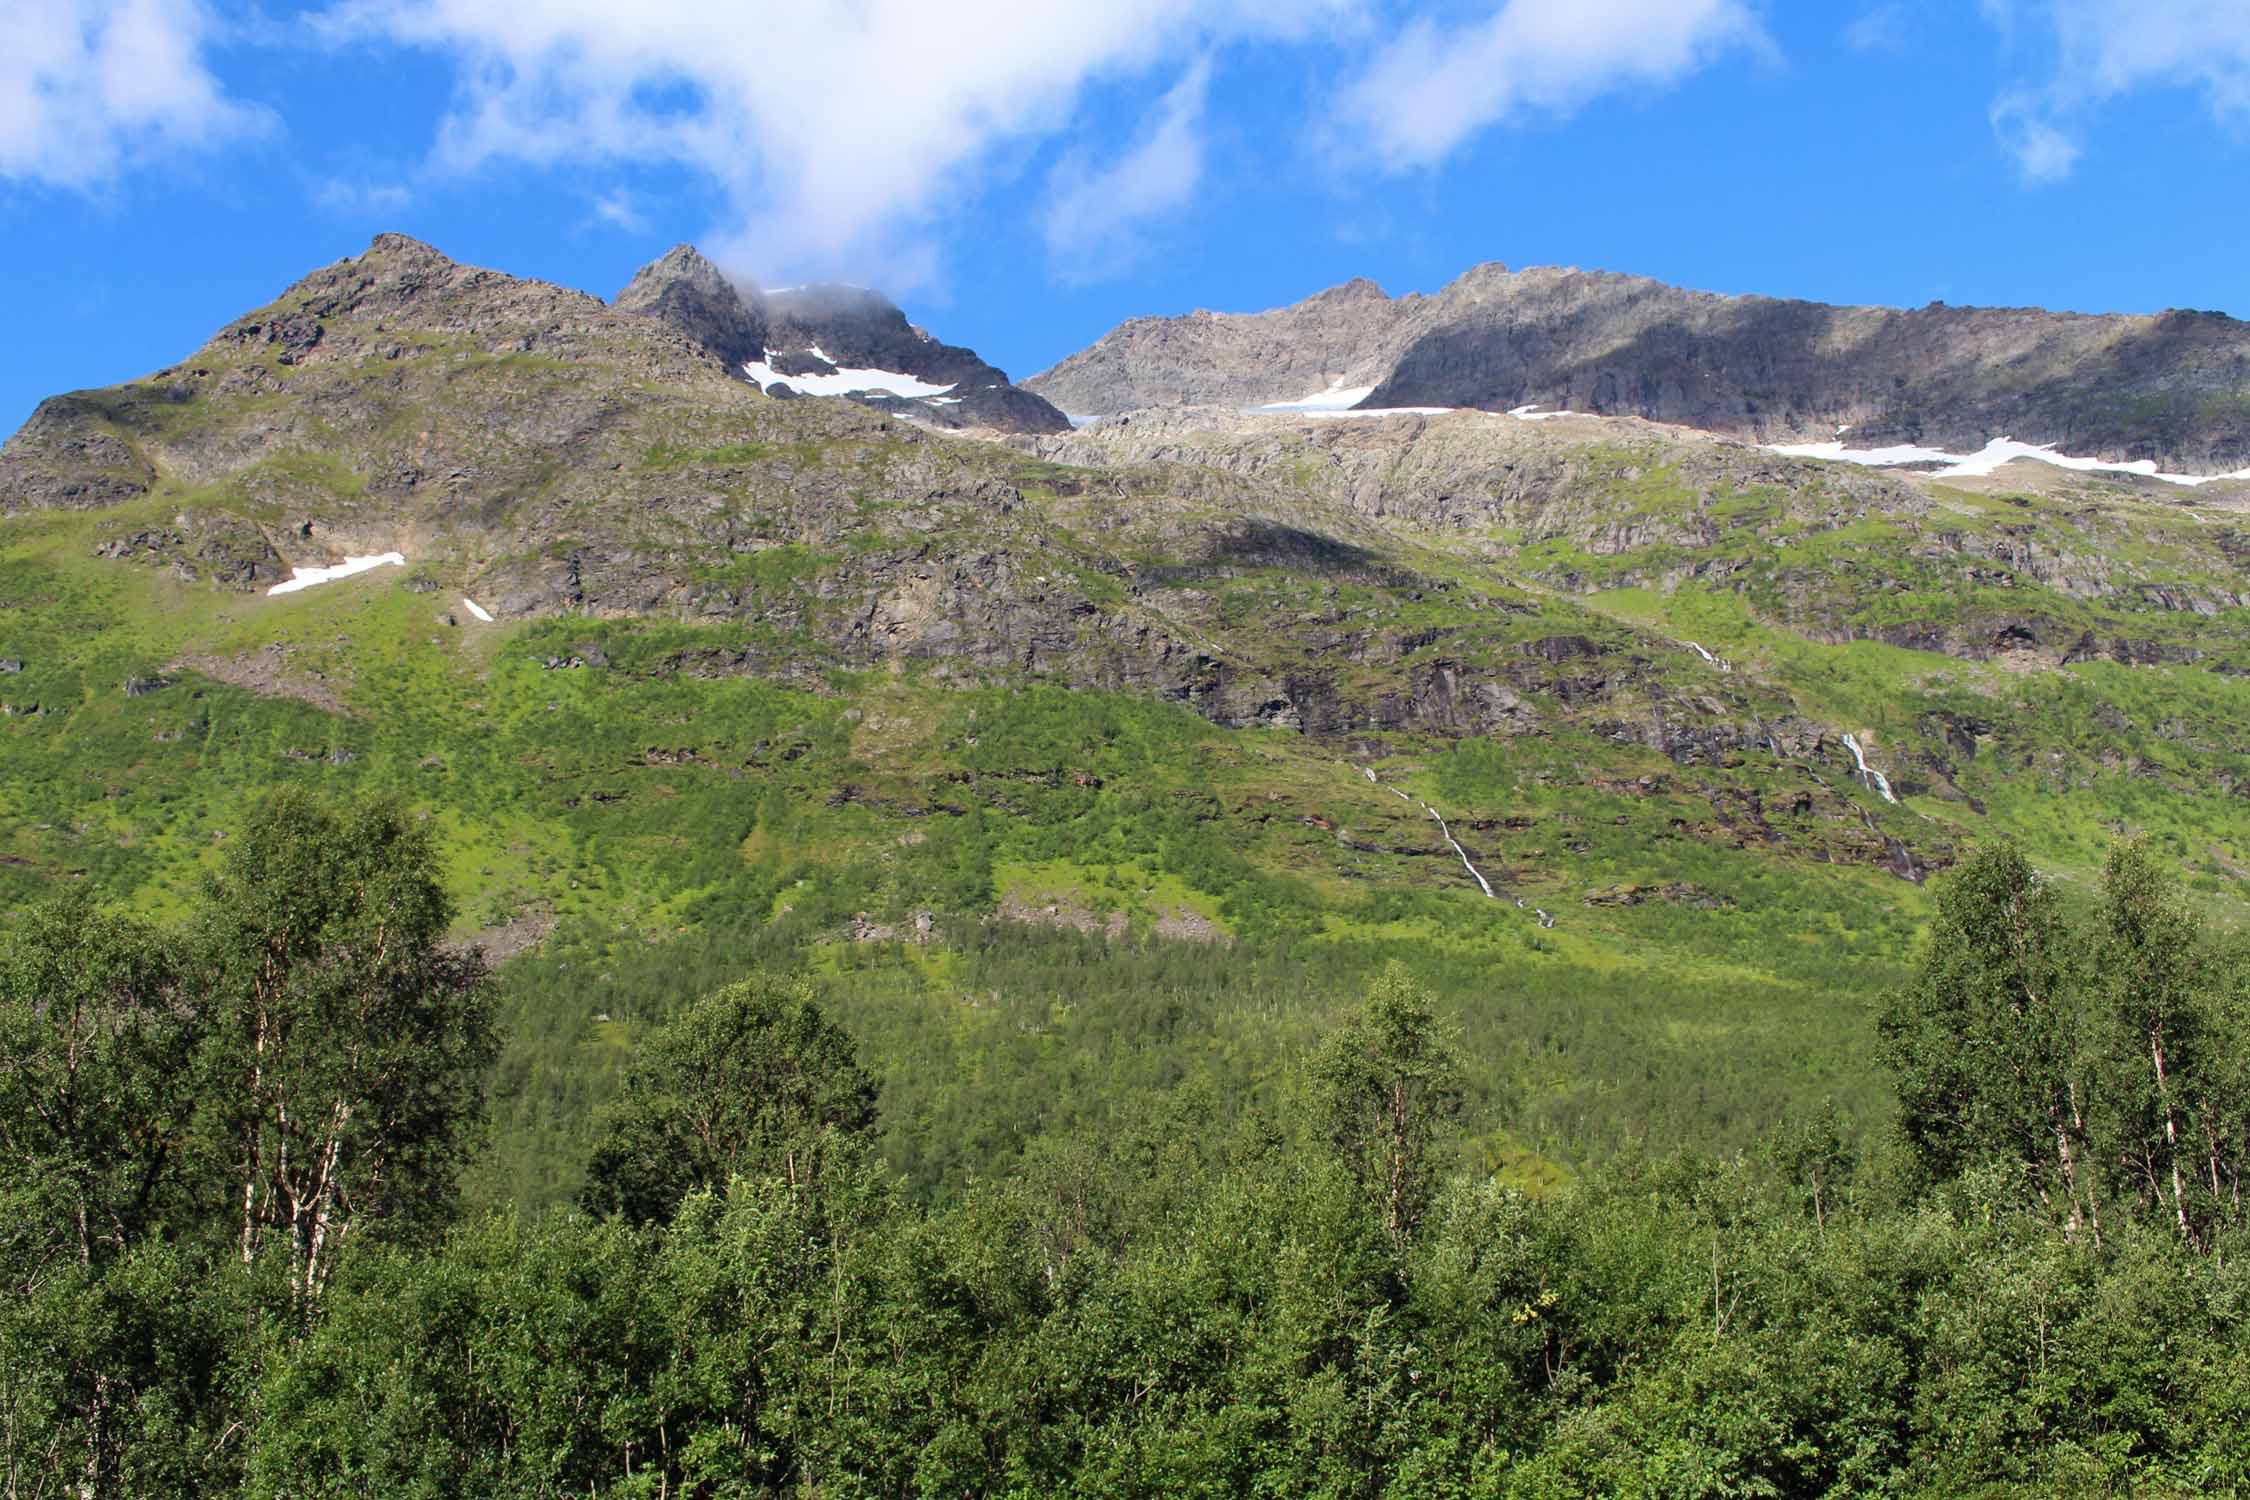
xmin=1027 ymin=263 xmax=2250 ymax=474
xmin=616 ymin=243 xmax=1068 ymax=434
xmin=6 ymin=229 xmax=2250 ymax=1200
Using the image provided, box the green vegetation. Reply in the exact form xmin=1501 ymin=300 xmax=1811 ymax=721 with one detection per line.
xmin=8 ymin=800 xmax=2250 ymax=1496
xmin=582 ymin=974 xmax=878 ymax=1223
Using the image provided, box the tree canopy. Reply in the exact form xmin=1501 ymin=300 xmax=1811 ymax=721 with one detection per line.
xmin=9 ymin=823 xmax=2250 ymax=1497
xmin=581 ymin=973 xmax=878 ymax=1222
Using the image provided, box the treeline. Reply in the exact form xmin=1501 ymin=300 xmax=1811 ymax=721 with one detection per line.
xmin=6 ymin=798 xmax=2250 ymax=1496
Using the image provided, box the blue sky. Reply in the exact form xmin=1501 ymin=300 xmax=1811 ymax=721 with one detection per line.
xmin=4 ymin=0 xmax=2250 ymax=431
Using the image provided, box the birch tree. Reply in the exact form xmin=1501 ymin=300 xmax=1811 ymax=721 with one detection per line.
xmin=195 ymin=791 xmax=492 ymax=1307
xmin=2088 ymin=841 xmax=2244 ymax=1248
xmin=1310 ymin=961 xmax=1465 ymax=1255
xmin=1877 ymin=843 xmax=2102 ymax=1238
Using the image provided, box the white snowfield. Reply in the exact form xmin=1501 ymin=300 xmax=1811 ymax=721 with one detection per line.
xmin=462 ymin=598 xmax=494 ymax=623
xmin=1247 ymin=380 xmax=1474 ymax=421
xmin=266 ymin=552 xmax=406 ymax=596
xmin=1248 ymin=380 xmax=1378 ymax=414
xmin=742 ymin=352 xmax=956 ymax=401
xmin=1769 ymin=436 xmax=2250 ymax=489
xmin=1256 ymin=399 xmax=1565 ymax=423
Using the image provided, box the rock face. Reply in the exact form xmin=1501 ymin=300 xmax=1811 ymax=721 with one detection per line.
xmin=614 ymin=248 xmax=1070 ymax=435
xmin=1027 ymin=263 xmax=2250 ymax=474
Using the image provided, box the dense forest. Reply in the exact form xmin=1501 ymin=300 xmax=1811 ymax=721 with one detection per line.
xmin=6 ymin=790 xmax=2250 ymax=1497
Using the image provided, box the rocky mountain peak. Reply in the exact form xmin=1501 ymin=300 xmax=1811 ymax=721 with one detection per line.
xmin=762 ymin=284 xmax=929 ymax=366
xmin=363 ymin=232 xmax=457 ymax=267
xmin=614 ymin=244 xmax=769 ymax=372
xmin=605 ymin=252 xmax=1066 ymax=434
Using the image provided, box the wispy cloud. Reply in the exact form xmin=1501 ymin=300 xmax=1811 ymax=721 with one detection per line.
xmin=1982 ymin=0 xmax=2250 ymax=181
xmin=1042 ymin=61 xmax=1209 ymax=280
xmin=0 ymin=0 xmax=267 ymax=188
xmin=1845 ymin=4 xmax=1911 ymax=55
xmin=1333 ymin=0 xmax=1768 ymax=170
xmin=314 ymin=175 xmax=413 ymax=215
xmin=587 ymin=187 xmax=647 ymax=234
xmin=1990 ymin=91 xmax=2082 ymax=180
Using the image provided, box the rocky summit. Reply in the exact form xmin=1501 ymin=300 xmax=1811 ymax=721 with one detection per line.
xmin=1028 ymin=263 xmax=2250 ymax=474
xmin=615 ymin=242 xmax=1068 ymax=434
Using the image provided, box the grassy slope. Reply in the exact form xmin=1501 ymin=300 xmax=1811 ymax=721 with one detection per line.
xmin=0 ymin=496 xmax=1928 ymax=1207
xmin=7 ymin=394 xmax=2249 ymax=1211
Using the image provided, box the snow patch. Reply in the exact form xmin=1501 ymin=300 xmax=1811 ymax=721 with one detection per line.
xmin=267 ymin=552 xmax=405 ymax=596
xmin=1282 ymin=406 xmax=1456 ymax=420
xmin=1249 ymin=380 xmax=1377 ymax=414
xmin=1065 ymin=413 xmax=1105 ymax=429
xmin=743 ymin=356 xmax=955 ymax=400
xmin=1769 ymin=435 xmax=2250 ymax=489
xmin=1508 ymin=404 xmax=1569 ymax=422
xmin=462 ymin=597 xmax=494 ymax=623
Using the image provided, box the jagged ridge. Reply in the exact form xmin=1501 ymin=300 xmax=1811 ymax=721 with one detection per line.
xmin=1027 ymin=263 xmax=2250 ymax=473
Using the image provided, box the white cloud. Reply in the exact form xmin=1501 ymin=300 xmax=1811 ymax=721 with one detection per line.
xmin=317 ymin=0 xmax=1360 ymax=288
xmin=1983 ymin=0 xmax=2250 ymax=180
xmin=1334 ymin=0 xmax=1768 ymax=169
xmin=0 ymin=0 xmax=264 ymax=187
xmin=0 ymin=0 xmax=1779 ymax=278
xmin=2051 ymin=0 xmax=2250 ymax=115
xmin=1042 ymin=61 xmax=1209 ymax=278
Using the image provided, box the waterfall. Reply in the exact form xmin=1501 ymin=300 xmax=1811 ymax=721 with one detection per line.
xmin=1840 ymin=733 xmax=1898 ymax=805
xmin=1682 ymin=640 xmax=1731 ymax=673
xmin=1420 ymin=802 xmax=1496 ymax=899
xmin=1354 ymin=764 xmax=1510 ymax=906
